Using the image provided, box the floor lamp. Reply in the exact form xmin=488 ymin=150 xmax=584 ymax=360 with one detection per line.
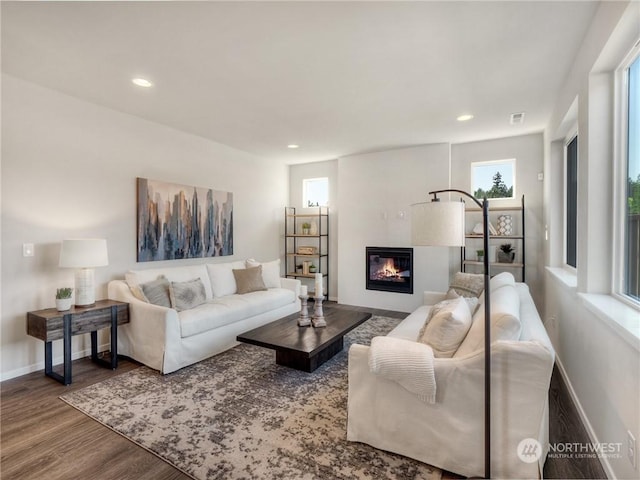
xmin=411 ymin=189 xmax=491 ymax=479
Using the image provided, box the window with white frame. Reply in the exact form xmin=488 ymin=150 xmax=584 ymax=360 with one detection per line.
xmin=565 ymin=135 xmax=578 ymax=269
xmin=618 ymin=46 xmax=640 ymax=304
xmin=471 ymin=159 xmax=515 ymax=200
xmin=302 ymin=177 xmax=329 ymax=208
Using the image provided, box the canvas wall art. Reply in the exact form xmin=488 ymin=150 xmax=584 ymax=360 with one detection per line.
xmin=137 ymin=177 xmax=233 ymax=262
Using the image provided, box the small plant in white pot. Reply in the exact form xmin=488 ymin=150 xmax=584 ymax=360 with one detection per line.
xmin=56 ymin=287 xmax=73 ymax=312
xmin=302 ymin=222 xmax=311 ymax=235
xmin=476 ymin=249 xmax=484 ymax=262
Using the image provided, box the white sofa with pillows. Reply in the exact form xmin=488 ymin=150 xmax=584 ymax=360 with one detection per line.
xmin=347 ymin=272 xmax=555 ymax=479
xmin=107 ymin=258 xmax=300 ymax=374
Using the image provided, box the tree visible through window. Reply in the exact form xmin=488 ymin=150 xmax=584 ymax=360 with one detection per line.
xmin=302 ymin=177 xmax=329 ymax=208
xmin=471 ymin=159 xmax=515 ymax=200
xmin=624 ymin=53 xmax=639 ymax=300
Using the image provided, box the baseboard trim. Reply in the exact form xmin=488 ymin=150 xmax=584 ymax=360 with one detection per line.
xmin=0 ymin=343 xmax=111 ymax=382
xmin=555 ymin=356 xmax=616 ymax=479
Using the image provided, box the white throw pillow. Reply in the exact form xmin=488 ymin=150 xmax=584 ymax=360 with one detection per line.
xmin=454 ymin=284 xmax=522 ymax=357
xmin=125 ymin=271 xmax=148 ymax=302
xmin=417 ymin=297 xmax=473 ymax=358
xmin=246 ymin=258 xmax=281 ymax=288
xmin=206 ymin=261 xmax=246 ymax=298
xmin=445 ymin=288 xmax=480 ymax=315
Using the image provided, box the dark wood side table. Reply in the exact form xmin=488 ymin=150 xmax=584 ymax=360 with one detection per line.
xmin=27 ymin=300 xmax=129 ymax=385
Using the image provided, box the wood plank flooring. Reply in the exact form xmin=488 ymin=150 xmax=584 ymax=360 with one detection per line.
xmin=1 ymin=304 xmax=607 ymax=479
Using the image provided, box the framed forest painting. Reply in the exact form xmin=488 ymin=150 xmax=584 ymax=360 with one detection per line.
xmin=137 ymin=177 xmax=233 ymax=262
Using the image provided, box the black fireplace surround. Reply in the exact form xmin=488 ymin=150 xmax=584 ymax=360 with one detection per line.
xmin=366 ymin=247 xmax=413 ymax=294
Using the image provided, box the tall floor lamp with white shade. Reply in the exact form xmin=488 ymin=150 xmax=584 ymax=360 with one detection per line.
xmin=411 ymin=189 xmax=492 ymax=479
xmin=59 ymin=239 xmax=109 ymax=307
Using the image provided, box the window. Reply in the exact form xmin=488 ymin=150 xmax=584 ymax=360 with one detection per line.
xmin=302 ymin=177 xmax=329 ymax=208
xmin=623 ymin=51 xmax=640 ymax=302
xmin=471 ymin=159 xmax=515 ymax=200
xmin=566 ymin=135 xmax=578 ymax=269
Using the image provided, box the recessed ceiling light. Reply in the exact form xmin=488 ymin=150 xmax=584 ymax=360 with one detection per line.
xmin=287 ymin=144 xmax=300 ymax=149
xmin=457 ymin=114 xmax=474 ymax=122
xmin=132 ymin=78 xmax=153 ymax=88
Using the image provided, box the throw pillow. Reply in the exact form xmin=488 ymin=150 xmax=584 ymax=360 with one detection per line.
xmin=445 ymin=288 xmax=480 ymax=315
xmin=246 ymin=258 xmax=281 ymax=288
xmin=139 ymin=276 xmax=171 ymax=308
xmin=233 ymin=266 xmax=268 ymax=294
xmin=417 ymin=297 xmax=473 ymax=358
xmin=449 ymin=272 xmax=484 ymax=297
xmin=125 ymin=271 xmax=148 ymax=302
xmin=169 ymin=278 xmax=207 ymax=312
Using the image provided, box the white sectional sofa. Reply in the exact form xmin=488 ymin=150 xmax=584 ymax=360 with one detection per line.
xmin=347 ymin=273 xmax=555 ymax=479
xmin=108 ymin=259 xmax=300 ymax=374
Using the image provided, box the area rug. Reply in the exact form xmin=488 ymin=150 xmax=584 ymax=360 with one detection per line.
xmin=61 ymin=315 xmax=441 ymax=480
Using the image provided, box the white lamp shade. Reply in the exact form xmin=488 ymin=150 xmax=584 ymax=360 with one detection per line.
xmin=59 ymin=239 xmax=109 ymax=268
xmin=411 ymin=201 xmax=465 ymax=247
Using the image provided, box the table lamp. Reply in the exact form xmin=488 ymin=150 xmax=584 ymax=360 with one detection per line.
xmin=59 ymin=239 xmax=109 ymax=307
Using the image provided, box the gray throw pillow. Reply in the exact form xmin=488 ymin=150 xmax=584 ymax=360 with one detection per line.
xmin=449 ymin=272 xmax=484 ymax=298
xmin=140 ymin=276 xmax=171 ymax=308
xmin=233 ymin=266 xmax=267 ymax=294
xmin=169 ymin=278 xmax=207 ymax=311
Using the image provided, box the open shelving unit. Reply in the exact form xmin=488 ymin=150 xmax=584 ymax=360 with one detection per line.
xmin=284 ymin=207 xmax=329 ymax=297
xmin=462 ymin=195 xmax=525 ymax=281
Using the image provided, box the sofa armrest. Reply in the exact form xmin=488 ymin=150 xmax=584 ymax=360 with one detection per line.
xmin=280 ymin=277 xmax=301 ymax=295
xmin=107 ymin=280 xmax=181 ymax=372
xmin=423 ymin=291 xmax=447 ymax=305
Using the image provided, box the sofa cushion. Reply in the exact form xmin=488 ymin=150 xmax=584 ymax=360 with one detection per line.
xmin=449 ymin=272 xmax=484 ymax=297
xmin=139 ymin=276 xmax=171 ymax=308
xmin=127 ymin=265 xmax=213 ymax=300
xmin=246 ymin=258 xmax=281 ymax=288
xmin=179 ymin=288 xmax=296 ymax=338
xmin=206 ymin=261 xmax=246 ymax=297
xmin=387 ymin=305 xmax=431 ymax=341
xmin=169 ymin=278 xmax=207 ymax=312
xmin=445 ymin=288 xmax=480 ymax=315
xmin=233 ymin=266 xmax=268 ymax=294
xmin=454 ymin=283 xmax=522 ymax=357
xmin=417 ymin=297 xmax=473 ymax=358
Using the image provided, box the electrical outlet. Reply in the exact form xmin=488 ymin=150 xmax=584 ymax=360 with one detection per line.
xmin=629 ymin=430 xmax=637 ymax=468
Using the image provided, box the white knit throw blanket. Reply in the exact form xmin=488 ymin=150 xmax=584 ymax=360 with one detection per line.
xmin=368 ymin=336 xmax=436 ymax=404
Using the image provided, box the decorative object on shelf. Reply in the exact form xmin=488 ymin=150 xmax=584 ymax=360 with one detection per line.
xmin=309 ymin=220 xmax=318 ymax=235
xmin=309 ymin=263 xmax=317 ymax=274
xmin=298 ymin=285 xmax=310 ymax=327
xmin=137 ymin=177 xmax=233 ymax=262
xmin=498 ymin=243 xmax=515 ymax=263
xmin=297 ymin=246 xmax=317 ymax=255
xmin=55 ymin=287 xmax=73 ymax=312
xmin=488 ymin=245 xmax=497 ymax=263
xmin=497 ymin=214 xmax=513 ymax=236
xmin=59 ymin=238 xmax=109 ymax=306
xmin=472 ymin=222 xmax=498 ymax=235
xmin=296 ymin=264 xmax=303 ymax=273
xmin=476 ymin=249 xmax=484 ymax=262
xmin=302 ymin=222 xmax=311 ymax=235
xmin=411 ymin=188 xmax=492 ymax=479
xmin=311 ymin=295 xmax=326 ymax=328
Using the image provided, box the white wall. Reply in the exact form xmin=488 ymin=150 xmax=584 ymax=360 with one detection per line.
xmin=543 ymin=3 xmax=640 ymax=479
xmin=451 ymin=134 xmax=545 ymax=307
xmin=337 ymin=144 xmax=452 ymax=313
xmin=1 ymin=75 xmax=288 ymax=380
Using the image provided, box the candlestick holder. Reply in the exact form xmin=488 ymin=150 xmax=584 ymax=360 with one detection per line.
xmin=312 ymin=295 xmax=326 ymax=328
xmin=298 ymin=295 xmax=311 ymax=326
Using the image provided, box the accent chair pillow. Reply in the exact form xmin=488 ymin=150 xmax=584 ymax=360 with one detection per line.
xmin=233 ymin=266 xmax=268 ymax=294
xmin=445 ymin=288 xmax=480 ymax=315
xmin=449 ymin=272 xmax=484 ymax=298
xmin=169 ymin=278 xmax=207 ymax=312
xmin=139 ymin=276 xmax=171 ymax=308
xmin=246 ymin=258 xmax=281 ymax=289
xmin=417 ymin=297 xmax=473 ymax=358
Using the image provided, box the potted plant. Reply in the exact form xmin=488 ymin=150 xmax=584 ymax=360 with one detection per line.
xmin=476 ymin=249 xmax=485 ymax=262
xmin=498 ymin=243 xmax=515 ymax=263
xmin=296 ymin=264 xmax=303 ymax=273
xmin=309 ymin=263 xmax=317 ymax=273
xmin=301 ymin=222 xmax=311 ymax=235
xmin=55 ymin=287 xmax=73 ymax=312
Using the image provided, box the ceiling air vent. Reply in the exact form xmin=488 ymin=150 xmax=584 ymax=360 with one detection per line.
xmin=510 ymin=112 xmax=525 ymax=125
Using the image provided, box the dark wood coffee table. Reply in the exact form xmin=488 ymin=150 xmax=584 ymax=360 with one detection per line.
xmin=237 ymin=308 xmax=372 ymax=372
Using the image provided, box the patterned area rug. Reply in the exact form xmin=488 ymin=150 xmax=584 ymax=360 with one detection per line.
xmin=61 ymin=316 xmax=441 ymax=480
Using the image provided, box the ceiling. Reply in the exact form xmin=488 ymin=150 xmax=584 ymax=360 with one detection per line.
xmin=1 ymin=1 xmax=599 ymax=164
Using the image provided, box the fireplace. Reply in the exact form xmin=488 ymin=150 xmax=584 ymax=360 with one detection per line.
xmin=366 ymin=247 xmax=413 ymax=294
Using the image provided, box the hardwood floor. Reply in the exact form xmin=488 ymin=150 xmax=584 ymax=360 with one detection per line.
xmin=1 ymin=304 xmax=607 ymax=479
